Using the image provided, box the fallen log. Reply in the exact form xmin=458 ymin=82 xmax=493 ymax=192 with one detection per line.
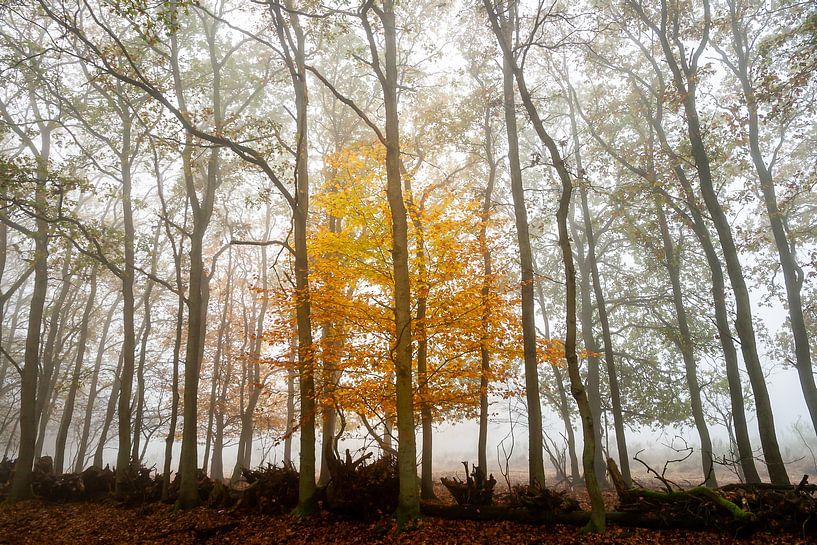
xmin=418 ymin=502 xmax=727 ymax=530
xmin=607 ymin=457 xmax=753 ymax=522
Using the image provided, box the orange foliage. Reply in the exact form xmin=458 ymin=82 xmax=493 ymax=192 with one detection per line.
xmin=262 ymin=143 xmax=529 ymax=427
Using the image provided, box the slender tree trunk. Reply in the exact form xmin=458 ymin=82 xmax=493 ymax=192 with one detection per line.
xmin=268 ymin=1 xmax=319 ymax=510
xmin=161 ymin=287 xmax=185 ymax=498
xmin=176 ymin=13 xmax=221 ymax=505
xmin=116 ymin=110 xmax=137 ymax=495
xmin=416 ymin=286 xmax=434 ymax=499
xmin=536 ymin=272 xmax=581 ymax=486
xmin=158 ymin=117 xmax=188 ymax=503
xmin=640 ymin=100 xmax=761 ymax=483
xmin=231 ymin=235 xmax=270 ymax=483
xmin=404 ymin=174 xmax=435 ymax=500
xmin=567 ymin=86 xmax=628 ymax=483
xmin=558 ymin=183 xmax=606 ymax=532
xmin=484 ymin=0 xmax=605 ymax=526
xmin=177 ymin=201 xmax=211 ymax=507
xmin=94 ymin=349 xmax=124 ymax=467
xmin=35 ymin=245 xmax=74 ymax=457
xmin=8 ymin=164 xmax=49 ymax=503
xmin=132 ymin=228 xmax=159 ymax=464
xmin=210 ymin=317 xmax=234 ymax=483
xmin=688 ymin=208 xmax=760 ymax=482
xmin=318 ymin=320 xmax=340 ymax=487
xmin=497 ymin=1 xmax=545 ymax=487
xmin=477 ymin=104 xmax=497 ymax=476
xmin=378 ymin=0 xmax=420 ymax=521
xmin=288 ymin=9 xmax=317 ymax=513
xmin=0 ymin=289 xmax=24 ymax=397
xmin=54 ymin=268 xmax=97 ymax=474
xmin=569 ymin=210 xmax=607 ymax=485
xmin=284 ymin=363 xmax=296 ymax=466
xmin=634 ymin=0 xmax=789 ymax=485
xmin=727 ymin=5 xmax=817 ymax=439
xmin=204 ymin=250 xmax=232 ymax=474
xmin=75 ymin=291 xmax=120 ymax=473
xmin=654 ymin=200 xmax=717 ymax=487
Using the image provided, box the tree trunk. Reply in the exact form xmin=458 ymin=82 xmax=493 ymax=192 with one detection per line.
xmin=93 ymin=349 xmax=124 ymax=467
xmin=158 ymin=104 xmax=189 ymax=503
xmin=75 ymin=290 xmax=120 ymax=473
xmin=132 ymin=228 xmax=159 ymax=465
xmin=484 ymin=0 xmax=606 ymax=527
xmin=477 ymin=103 xmax=497 ymax=476
xmin=568 ymin=85 xmax=628 ymax=484
xmin=210 ymin=316 xmax=234 ymax=483
xmin=176 ymin=12 xmax=221 ymax=505
xmin=497 ymin=1 xmax=545 ymax=487
xmin=284 ymin=363 xmax=296 ymax=466
xmin=569 ymin=210 xmax=607 ymax=486
xmin=115 ymin=110 xmax=137 ymax=495
xmin=654 ymin=199 xmax=717 ymax=487
xmin=728 ymin=4 xmax=817 ymax=440
xmin=404 ymin=170 xmax=435 ymax=500
xmin=634 ymin=0 xmax=789 ymax=485
xmin=177 ymin=195 xmax=212 ymax=507
xmin=556 ymin=151 xmax=606 ymax=534
xmin=54 ymin=267 xmax=97 ymax=474
xmin=535 ymin=272 xmax=581 ymax=486
xmin=34 ymin=245 xmax=74 ymax=458
xmin=646 ymin=113 xmax=762 ymax=484
xmin=204 ymin=251 xmax=232 ymax=476
xmin=270 ymin=2 xmax=317 ymax=511
xmin=8 ymin=162 xmax=50 ymax=503
xmin=378 ymin=0 xmax=420 ymax=522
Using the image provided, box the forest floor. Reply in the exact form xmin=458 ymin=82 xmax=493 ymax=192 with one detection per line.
xmin=0 ymin=499 xmax=813 ymax=545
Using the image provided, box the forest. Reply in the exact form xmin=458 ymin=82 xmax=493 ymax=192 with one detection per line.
xmin=0 ymin=0 xmax=815 ymax=543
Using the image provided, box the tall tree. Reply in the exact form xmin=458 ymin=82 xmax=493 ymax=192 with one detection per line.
xmin=484 ymin=0 xmax=606 ymax=530
xmin=626 ymin=0 xmax=789 ymax=484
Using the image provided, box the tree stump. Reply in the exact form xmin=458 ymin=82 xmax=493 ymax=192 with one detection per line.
xmin=440 ymin=462 xmax=497 ymax=506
